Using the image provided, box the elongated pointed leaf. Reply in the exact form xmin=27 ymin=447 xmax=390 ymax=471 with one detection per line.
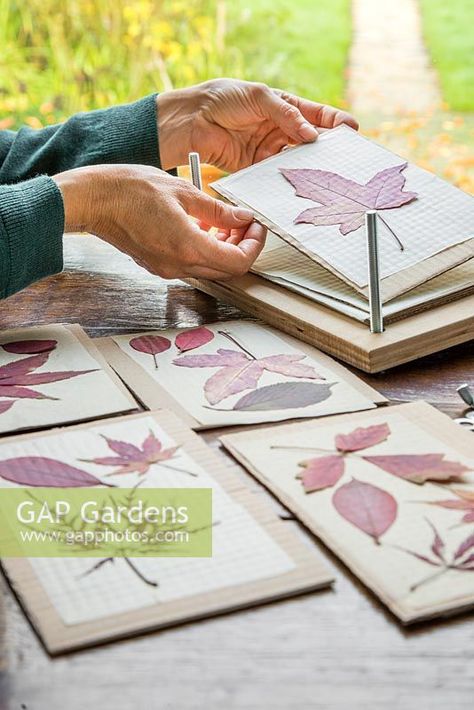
xmin=129 ymin=335 xmax=171 ymax=355
xmin=454 ymin=533 xmax=474 ymax=561
xmin=332 ymin=478 xmax=397 ymax=542
xmin=0 ymin=457 xmax=106 ymax=487
xmin=363 ymin=453 xmax=468 ymax=483
xmin=0 ymin=352 xmax=50 ymax=380
xmin=2 ymin=339 xmax=57 ymax=354
xmin=281 ymin=163 xmax=417 ymax=236
xmin=335 ymin=423 xmax=390 ymax=452
xmin=426 ymin=519 xmax=445 ymax=561
xmin=233 ymin=381 xmax=334 ymax=411
xmin=0 ymin=385 xmax=54 ymax=400
xmin=298 ymin=455 xmax=345 ymax=493
xmin=0 ymin=400 xmax=14 ymax=415
xmin=175 ymin=327 xmax=214 ymax=353
xmin=101 ymin=436 xmax=143 ymax=461
xmin=259 ymin=354 xmax=324 ymax=380
xmin=173 ymin=349 xmax=248 ymax=368
xmin=205 ymin=360 xmax=263 ymax=405
xmin=0 ymin=368 xmax=98 ymax=386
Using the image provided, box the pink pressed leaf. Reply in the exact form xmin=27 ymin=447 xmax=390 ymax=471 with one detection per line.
xmin=130 ymin=335 xmax=171 ymax=356
xmin=363 ymin=453 xmax=468 ymax=484
xmin=107 ymin=462 xmax=151 ymax=477
xmin=426 ymin=519 xmax=445 ymax=562
xmin=205 ymin=360 xmax=264 ymax=405
xmin=0 ymin=368 xmax=98 ymax=386
xmin=80 ymin=456 xmax=127 ymax=466
xmin=298 ymin=455 xmax=344 ymax=493
xmin=458 ymin=554 xmax=474 ymax=570
xmin=175 ymin=327 xmax=214 ymax=353
xmin=141 ymin=431 xmax=163 ymax=458
xmin=335 ymin=423 xmax=391 ymax=453
xmin=428 ymin=499 xmax=474 ymax=511
xmin=463 ymin=511 xmax=474 ymax=523
xmin=0 ymin=457 xmax=106 ymax=487
xmin=101 ymin=436 xmax=144 ymax=461
xmin=280 ymin=163 xmax=417 ymax=236
xmin=2 ymin=339 xmax=57 ymax=354
xmin=0 ymin=352 xmax=50 ymax=380
xmin=0 ymin=400 xmax=15 ymax=415
xmin=258 ymin=354 xmax=324 ymax=380
xmin=454 ymin=533 xmax=474 ymax=561
xmin=0 ymin=385 xmax=54 ymax=400
xmin=332 ymin=478 xmax=397 ymax=542
xmin=173 ymin=349 xmax=248 ymax=368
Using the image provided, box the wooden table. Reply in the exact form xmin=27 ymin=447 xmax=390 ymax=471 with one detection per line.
xmin=0 ymin=236 xmax=473 ymax=710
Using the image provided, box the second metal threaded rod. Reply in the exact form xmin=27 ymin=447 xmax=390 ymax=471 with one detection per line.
xmin=365 ymin=210 xmax=384 ymax=333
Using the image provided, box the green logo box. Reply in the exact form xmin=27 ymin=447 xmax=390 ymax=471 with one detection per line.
xmin=0 ymin=487 xmax=212 ymax=558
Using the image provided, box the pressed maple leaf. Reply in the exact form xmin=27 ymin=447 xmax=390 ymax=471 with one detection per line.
xmin=335 ymin=423 xmax=390 ymax=452
xmin=297 ymin=455 xmax=345 ymax=493
xmin=0 ymin=352 xmax=98 ymax=400
xmin=173 ymin=348 xmax=324 ymax=405
xmin=426 ymin=488 xmax=474 ymax=523
xmin=280 ymin=163 xmax=417 ymax=235
xmin=363 ymin=453 xmax=469 ymax=484
xmin=80 ymin=430 xmax=185 ymax=477
xmin=332 ymin=478 xmax=397 ymax=543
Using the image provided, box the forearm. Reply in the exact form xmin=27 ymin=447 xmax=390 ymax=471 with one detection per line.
xmin=0 ymin=94 xmax=161 ymax=183
xmin=0 ymin=177 xmax=64 ymax=298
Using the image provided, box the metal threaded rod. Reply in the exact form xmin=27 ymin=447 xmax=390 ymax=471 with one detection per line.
xmin=188 ymin=152 xmax=203 ymax=191
xmin=365 ymin=210 xmax=384 ymax=333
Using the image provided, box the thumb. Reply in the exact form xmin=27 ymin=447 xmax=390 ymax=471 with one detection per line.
xmin=184 ymin=190 xmax=255 ymax=229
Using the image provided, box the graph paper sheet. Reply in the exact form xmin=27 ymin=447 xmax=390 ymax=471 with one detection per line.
xmin=0 ymin=411 xmax=332 ymax=649
xmin=212 ymin=125 xmax=474 ymax=301
xmin=252 ymin=233 xmax=474 ymax=324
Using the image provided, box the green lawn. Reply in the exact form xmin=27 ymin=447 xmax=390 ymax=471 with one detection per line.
xmin=227 ymin=0 xmax=351 ymax=107
xmin=420 ymin=0 xmax=474 ymax=111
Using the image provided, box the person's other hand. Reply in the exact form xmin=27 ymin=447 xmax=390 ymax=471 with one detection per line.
xmin=157 ymin=79 xmax=359 ymax=171
xmin=53 ymin=165 xmax=266 ymax=279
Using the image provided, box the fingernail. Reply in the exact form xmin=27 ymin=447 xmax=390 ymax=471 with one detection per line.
xmin=234 ymin=208 xmax=254 ymax=222
xmin=298 ymin=122 xmax=318 ymax=140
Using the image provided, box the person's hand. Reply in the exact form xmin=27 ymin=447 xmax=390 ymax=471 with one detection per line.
xmin=157 ymin=79 xmax=359 ymax=171
xmin=53 ymin=165 xmax=266 ymax=279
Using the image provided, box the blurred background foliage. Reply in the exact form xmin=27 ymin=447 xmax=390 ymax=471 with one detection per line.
xmin=0 ymin=0 xmax=472 ymax=190
xmin=0 ymin=0 xmax=349 ymax=129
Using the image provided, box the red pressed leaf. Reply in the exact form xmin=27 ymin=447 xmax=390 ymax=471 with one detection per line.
xmin=363 ymin=453 xmax=468 ymax=484
xmin=2 ymin=339 xmax=57 ymax=354
xmin=175 ymin=348 xmax=328 ymax=405
xmin=454 ymin=533 xmax=474 ymax=561
xmin=0 ymin=352 xmax=50 ymax=380
xmin=101 ymin=436 xmax=143 ymax=461
xmin=298 ymin=455 xmax=344 ymax=493
xmin=0 ymin=385 xmax=54 ymax=400
xmin=130 ymin=335 xmax=171 ymax=355
xmin=332 ymin=478 xmax=397 ymax=542
xmin=0 ymin=457 xmax=106 ymax=487
xmin=0 ymin=401 xmax=15 ymax=415
xmin=257 ymin=354 xmax=324 ymax=380
xmin=458 ymin=554 xmax=474 ymax=569
xmin=175 ymin=327 xmax=214 ymax=353
xmin=0 ymin=368 xmax=98 ymax=386
xmin=335 ymin=423 xmax=390 ymax=452
xmin=281 ymin=163 xmax=417 ymax=236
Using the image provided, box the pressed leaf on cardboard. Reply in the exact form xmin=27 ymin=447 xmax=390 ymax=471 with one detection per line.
xmin=298 ymin=455 xmax=345 ymax=493
xmin=175 ymin=327 xmax=214 ymax=353
xmin=332 ymin=478 xmax=398 ymax=543
xmin=426 ymin=488 xmax=474 ymax=523
xmin=0 ymin=457 xmax=108 ymax=487
xmin=129 ymin=335 xmax=171 ymax=368
xmin=1 ymin=339 xmax=57 ymax=354
xmin=174 ymin=348 xmax=325 ymax=405
xmin=281 ymin=163 xmax=417 ymax=235
xmin=0 ymin=352 xmax=98 ymax=402
xmin=363 ymin=453 xmax=468 ymax=484
xmin=80 ymin=430 xmax=193 ymax=477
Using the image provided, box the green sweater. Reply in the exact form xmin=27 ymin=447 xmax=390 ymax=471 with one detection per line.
xmin=0 ymin=94 xmax=162 ymax=299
